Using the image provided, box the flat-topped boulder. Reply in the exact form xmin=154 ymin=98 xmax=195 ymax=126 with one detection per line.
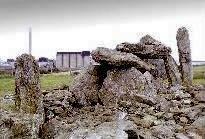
xmin=91 ymin=47 xmax=155 ymax=72
xmin=116 ymin=42 xmax=171 ymax=59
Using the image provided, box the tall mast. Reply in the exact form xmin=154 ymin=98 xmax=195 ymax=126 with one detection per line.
xmin=29 ymin=27 xmax=32 ymax=55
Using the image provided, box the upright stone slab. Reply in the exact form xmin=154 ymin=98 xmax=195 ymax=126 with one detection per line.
xmin=176 ymin=27 xmax=193 ymax=87
xmin=15 ymin=54 xmax=43 ymax=114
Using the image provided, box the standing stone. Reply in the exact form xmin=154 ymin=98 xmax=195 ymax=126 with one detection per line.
xmin=176 ymin=27 xmax=193 ymax=87
xmin=15 ymin=54 xmax=43 ymax=114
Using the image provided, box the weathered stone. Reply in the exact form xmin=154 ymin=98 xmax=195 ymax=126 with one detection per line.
xmin=180 ymin=105 xmax=203 ymax=120
xmin=142 ymin=115 xmax=157 ymax=127
xmin=175 ymin=133 xmax=190 ymax=139
xmin=191 ymin=116 xmax=205 ymax=129
xmin=116 ymin=41 xmax=171 ymax=59
xmin=195 ymin=91 xmax=205 ymax=102
xmin=99 ymin=67 xmax=157 ymax=106
xmin=40 ymin=118 xmax=77 ymax=139
xmin=140 ymin=34 xmax=162 ymax=45
xmin=163 ymin=55 xmax=182 ymax=85
xmin=151 ymin=125 xmax=174 ymax=138
xmin=69 ymin=65 xmax=103 ymax=106
xmin=116 ymin=35 xmax=181 ymax=85
xmin=15 ymin=54 xmax=43 ymax=114
xmin=172 ymin=90 xmax=191 ymax=100
xmin=182 ymin=99 xmax=191 ymax=105
xmin=91 ymin=47 xmax=155 ymax=71
xmin=176 ymin=27 xmax=193 ymax=87
xmin=0 ymin=110 xmax=44 ymax=139
xmin=144 ymin=59 xmax=167 ymax=78
xmin=140 ymin=35 xmax=182 ymax=85
xmin=187 ymin=132 xmax=203 ymax=139
xmin=157 ymin=97 xmax=171 ymax=112
xmin=180 ymin=117 xmax=188 ymax=124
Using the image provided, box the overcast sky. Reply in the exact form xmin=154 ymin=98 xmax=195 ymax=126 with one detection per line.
xmin=0 ymin=0 xmax=204 ymax=61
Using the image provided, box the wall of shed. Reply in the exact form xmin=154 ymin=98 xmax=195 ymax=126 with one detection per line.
xmin=56 ymin=54 xmax=62 ymax=68
xmin=56 ymin=53 xmax=91 ymax=70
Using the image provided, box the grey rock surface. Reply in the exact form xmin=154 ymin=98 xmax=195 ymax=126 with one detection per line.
xmin=176 ymin=27 xmax=193 ymax=87
xmin=116 ymin=35 xmax=171 ymax=59
xmin=69 ymin=65 xmax=103 ymax=106
xmin=99 ymin=67 xmax=157 ymax=106
xmin=0 ymin=110 xmax=44 ymax=139
xmin=15 ymin=54 xmax=43 ymax=114
xmin=91 ymin=47 xmax=155 ymax=71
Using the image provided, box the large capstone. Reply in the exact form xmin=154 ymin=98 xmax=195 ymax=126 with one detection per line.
xmin=176 ymin=27 xmax=193 ymax=87
xmin=15 ymin=54 xmax=43 ymax=114
xmin=116 ymin=35 xmax=181 ymax=86
xmin=91 ymin=47 xmax=155 ymax=72
xmin=116 ymin=36 xmax=171 ymax=59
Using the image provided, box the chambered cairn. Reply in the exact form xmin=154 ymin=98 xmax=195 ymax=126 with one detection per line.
xmin=1 ymin=27 xmax=204 ymax=139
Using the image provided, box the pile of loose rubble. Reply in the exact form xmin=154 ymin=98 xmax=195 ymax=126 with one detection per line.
xmin=1 ymin=27 xmax=205 ymax=139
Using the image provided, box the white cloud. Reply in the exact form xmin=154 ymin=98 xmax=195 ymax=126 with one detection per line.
xmin=0 ymin=13 xmax=204 ymax=61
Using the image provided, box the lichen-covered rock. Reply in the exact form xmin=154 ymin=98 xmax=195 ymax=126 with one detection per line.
xmin=91 ymin=47 xmax=155 ymax=71
xmin=116 ymin=35 xmax=181 ymax=85
xmin=163 ymin=55 xmax=182 ymax=85
xmin=176 ymin=27 xmax=193 ymax=87
xmin=15 ymin=54 xmax=43 ymax=114
xmin=99 ymin=67 xmax=158 ymax=106
xmin=151 ymin=125 xmax=174 ymax=138
xmin=116 ymin=35 xmax=171 ymax=59
xmin=69 ymin=65 xmax=104 ymax=106
xmin=191 ymin=116 xmax=205 ymax=129
xmin=144 ymin=59 xmax=167 ymax=78
xmin=195 ymin=90 xmax=205 ymax=102
xmin=0 ymin=110 xmax=44 ymax=139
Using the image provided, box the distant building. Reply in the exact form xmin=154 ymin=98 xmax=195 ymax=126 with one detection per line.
xmin=7 ymin=59 xmax=15 ymax=69
xmin=38 ymin=57 xmax=55 ymax=73
xmin=56 ymin=51 xmax=91 ymax=70
xmin=192 ymin=61 xmax=205 ymax=66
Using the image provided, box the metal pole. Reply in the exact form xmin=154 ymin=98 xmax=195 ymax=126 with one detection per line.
xmin=29 ymin=27 xmax=32 ymax=55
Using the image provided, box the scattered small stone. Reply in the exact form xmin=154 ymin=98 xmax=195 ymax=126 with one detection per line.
xmin=175 ymin=133 xmax=190 ymax=139
xmin=180 ymin=117 xmax=188 ymax=124
xmin=195 ymin=91 xmax=205 ymax=102
xmin=182 ymin=99 xmax=191 ymax=105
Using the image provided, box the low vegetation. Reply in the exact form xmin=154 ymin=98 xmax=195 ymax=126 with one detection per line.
xmin=0 ymin=72 xmax=73 ymax=97
xmin=0 ymin=65 xmax=204 ymax=97
xmin=193 ymin=65 xmax=205 ymax=85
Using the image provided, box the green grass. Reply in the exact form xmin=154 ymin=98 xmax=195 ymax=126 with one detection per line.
xmin=0 ymin=72 xmax=73 ymax=97
xmin=193 ymin=65 xmax=205 ymax=79
xmin=0 ymin=65 xmax=205 ymax=97
xmin=193 ymin=65 xmax=205 ymax=85
xmin=40 ymin=73 xmax=73 ymax=90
